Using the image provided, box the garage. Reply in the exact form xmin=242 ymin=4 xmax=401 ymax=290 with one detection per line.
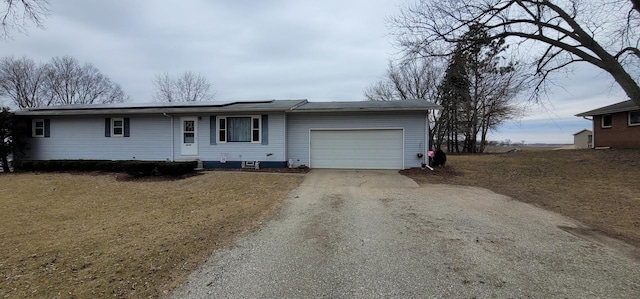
xmin=310 ymin=129 xmax=404 ymax=169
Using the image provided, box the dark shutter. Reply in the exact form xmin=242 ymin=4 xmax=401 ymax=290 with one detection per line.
xmin=44 ymin=119 xmax=51 ymax=138
xmin=27 ymin=119 xmax=33 ymax=138
xmin=210 ymin=116 xmax=216 ymax=145
xmin=124 ymin=118 xmax=130 ymax=137
xmin=261 ymin=115 xmax=268 ymax=145
xmin=105 ymin=118 xmax=111 ymax=137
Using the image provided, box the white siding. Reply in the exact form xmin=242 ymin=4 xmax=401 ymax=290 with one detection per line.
xmin=26 ymin=115 xmax=172 ymax=161
xmin=287 ymin=112 xmax=428 ymax=169
xmin=172 ymin=112 xmax=287 ymax=163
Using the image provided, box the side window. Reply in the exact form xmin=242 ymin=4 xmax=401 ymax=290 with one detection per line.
xmin=32 ymin=119 xmax=45 ymax=137
xmin=252 ymin=117 xmax=260 ymax=142
xmin=218 ymin=118 xmax=226 ymax=142
xmin=601 ymin=115 xmax=612 ymax=128
xmin=628 ymin=111 xmax=640 ymax=126
xmin=105 ymin=117 xmax=130 ymax=137
xmin=112 ymin=118 xmax=124 ymax=137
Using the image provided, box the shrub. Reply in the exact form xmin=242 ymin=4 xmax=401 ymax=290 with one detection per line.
xmin=122 ymin=161 xmax=158 ymax=177
xmin=156 ymin=161 xmax=198 ymax=176
xmin=433 ymin=149 xmax=447 ymax=167
xmin=14 ymin=160 xmax=197 ymax=177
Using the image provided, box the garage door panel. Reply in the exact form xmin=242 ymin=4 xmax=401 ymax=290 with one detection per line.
xmin=310 ymin=129 xmax=403 ymax=169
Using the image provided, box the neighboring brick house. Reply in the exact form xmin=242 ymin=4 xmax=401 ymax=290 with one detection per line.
xmin=575 ymin=100 xmax=640 ymax=148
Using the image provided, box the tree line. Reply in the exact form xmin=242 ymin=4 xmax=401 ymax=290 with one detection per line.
xmin=0 ymin=56 xmax=128 ymax=108
xmin=367 ymin=0 xmax=639 ymax=153
xmin=366 ymin=25 xmax=524 ymax=153
xmin=0 ymin=56 xmax=215 ymax=109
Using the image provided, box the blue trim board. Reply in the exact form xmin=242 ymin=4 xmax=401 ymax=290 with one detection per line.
xmin=202 ymin=161 xmax=287 ymax=169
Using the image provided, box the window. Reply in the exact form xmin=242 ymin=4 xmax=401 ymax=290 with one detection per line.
xmin=601 ymin=115 xmax=612 ymax=128
xmin=217 ymin=116 xmax=261 ymax=143
xmin=112 ymin=118 xmax=124 ymax=136
xmin=629 ymin=111 xmax=640 ymax=126
xmin=105 ymin=117 xmax=130 ymax=137
xmin=32 ymin=119 xmax=45 ymax=137
xmin=183 ymin=120 xmax=195 ymax=143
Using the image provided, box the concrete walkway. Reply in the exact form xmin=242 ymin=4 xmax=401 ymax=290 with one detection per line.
xmin=171 ymin=169 xmax=640 ymax=298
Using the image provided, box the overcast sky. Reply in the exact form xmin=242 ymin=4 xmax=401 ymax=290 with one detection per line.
xmin=0 ymin=0 xmax=629 ymax=144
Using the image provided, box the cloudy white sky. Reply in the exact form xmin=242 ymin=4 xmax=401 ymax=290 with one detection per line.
xmin=0 ymin=0 xmax=629 ymax=144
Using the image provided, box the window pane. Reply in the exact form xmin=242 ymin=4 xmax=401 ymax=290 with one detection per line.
xmin=184 ymin=132 xmax=194 ymax=143
xmin=113 ymin=120 xmax=123 ymax=127
xmin=113 ymin=128 xmax=123 ymax=135
xmin=33 ymin=120 xmax=44 ymax=137
xmin=219 ymin=119 xmax=225 ymax=129
xmin=184 ymin=121 xmax=194 ymax=132
xmin=219 ymin=132 xmax=226 ymax=142
xmin=228 ymin=117 xmax=251 ymax=142
xmin=602 ymin=115 xmax=612 ymax=127
xmin=253 ymin=118 xmax=259 ymax=129
xmin=630 ymin=111 xmax=640 ymax=124
xmin=252 ymin=130 xmax=260 ymax=141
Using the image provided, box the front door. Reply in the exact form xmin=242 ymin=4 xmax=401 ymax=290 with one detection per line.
xmin=181 ymin=117 xmax=198 ymax=156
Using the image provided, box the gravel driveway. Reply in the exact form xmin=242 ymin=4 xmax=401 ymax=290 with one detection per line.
xmin=171 ymin=169 xmax=640 ymax=298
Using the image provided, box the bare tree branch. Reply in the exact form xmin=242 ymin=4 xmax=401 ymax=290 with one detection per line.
xmin=0 ymin=56 xmax=47 ymax=108
xmin=153 ymin=71 xmax=215 ymax=102
xmin=391 ymin=0 xmax=640 ymax=105
xmin=1 ymin=0 xmax=50 ymax=39
xmin=43 ymin=56 xmax=127 ymax=105
xmin=0 ymin=55 xmax=128 ymax=108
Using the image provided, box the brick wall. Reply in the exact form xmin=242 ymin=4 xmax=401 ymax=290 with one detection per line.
xmin=593 ymin=113 xmax=640 ymax=148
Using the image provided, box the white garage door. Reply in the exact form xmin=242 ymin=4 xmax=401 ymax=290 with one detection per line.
xmin=310 ymin=129 xmax=404 ymax=169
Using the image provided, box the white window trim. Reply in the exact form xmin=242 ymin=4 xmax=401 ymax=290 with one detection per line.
xmin=32 ymin=119 xmax=45 ymax=137
xmin=217 ymin=115 xmax=261 ymax=143
xmin=112 ymin=117 xmax=124 ymax=137
xmin=601 ymin=115 xmax=612 ymax=128
xmin=628 ymin=111 xmax=640 ymax=126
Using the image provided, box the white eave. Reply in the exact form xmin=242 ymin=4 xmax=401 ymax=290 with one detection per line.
xmin=15 ymin=99 xmax=442 ymax=116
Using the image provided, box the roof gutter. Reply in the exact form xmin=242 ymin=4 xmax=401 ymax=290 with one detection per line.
xmin=15 ymin=107 xmax=292 ymax=116
xmin=287 ymin=107 xmax=442 ymax=113
xmin=162 ymin=113 xmax=174 ymax=162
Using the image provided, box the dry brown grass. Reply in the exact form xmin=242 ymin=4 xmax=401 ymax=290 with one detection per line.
xmin=0 ymin=171 xmax=303 ymax=298
xmin=403 ymin=149 xmax=640 ymax=247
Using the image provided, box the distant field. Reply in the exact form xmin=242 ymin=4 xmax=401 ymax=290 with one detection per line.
xmin=403 ymin=149 xmax=640 ymax=248
xmin=0 ymin=172 xmax=303 ymax=298
xmin=480 ymin=144 xmax=563 ymax=153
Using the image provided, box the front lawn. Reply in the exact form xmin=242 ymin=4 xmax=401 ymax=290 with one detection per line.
xmin=0 ymin=171 xmax=303 ymax=298
xmin=403 ymin=149 xmax=640 ymax=248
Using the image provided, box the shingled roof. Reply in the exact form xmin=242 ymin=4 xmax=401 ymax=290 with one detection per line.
xmin=16 ymin=99 xmax=441 ymax=116
xmin=575 ymin=99 xmax=639 ymax=117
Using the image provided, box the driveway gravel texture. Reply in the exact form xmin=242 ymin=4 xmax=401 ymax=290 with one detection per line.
xmin=171 ymin=169 xmax=640 ymax=298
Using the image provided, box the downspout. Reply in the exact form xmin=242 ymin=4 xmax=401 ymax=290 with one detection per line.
xmin=424 ymin=112 xmax=433 ymax=171
xmin=583 ymin=116 xmax=594 ymax=149
xmin=163 ymin=113 xmax=174 ymax=161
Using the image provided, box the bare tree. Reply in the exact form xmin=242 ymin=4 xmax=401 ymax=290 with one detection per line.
xmin=364 ymin=80 xmax=396 ymax=102
xmin=1 ymin=0 xmax=50 ymax=38
xmin=391 ymin=0 xmax=640 ymax=105
xmin=153 ymin=71 xmax=214 ymax=102
xmin=42 ymin=56 xmax=127 ymax=105
xmin=434 ymin=25 xmax=525 ymax=153
xmin=0 ymin=55 xmax=128 ymax=108
xmin=365 ymin=58 xmax=445 ymax=150
xmin=0 ymin=56 xmax=48 ymax=108
xmin=365 ymin=59 xmax=442 ymax=102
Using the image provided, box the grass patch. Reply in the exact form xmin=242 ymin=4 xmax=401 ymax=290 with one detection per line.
xmin=0 ymin=171 xmax=303 ymax=298
xmin=402 ymin=149 xmax=640 ymax=247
